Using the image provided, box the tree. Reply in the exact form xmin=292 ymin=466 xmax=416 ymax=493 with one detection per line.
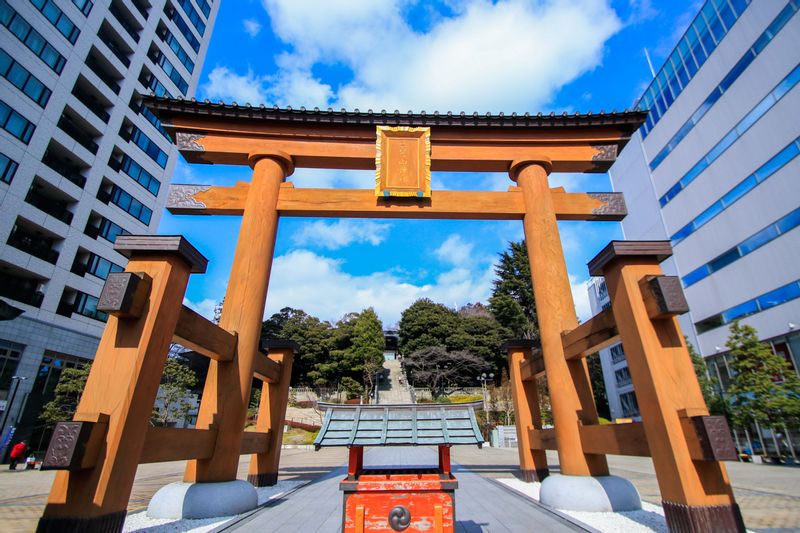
xmin=151 ymin=356 xmax=198 ymax=427
xmin=347 ymin=308 xmax=385 ymax=401
xmin=39 ymin=364 xmax=92 ymax=428
xmin=404 ymin=346 xmax=490 ymax=396
xmin=398 ymin=299 xmax=460 ymax=355
xmin=488 ymin=241 xmax=538 ymax=339
xmin=726 ymin=321 xmax=800 ymax=435
xmin=686 ymin=338 xmax=725 ymax=416
xmin=587 ymin=355 xmax=610 ymax=420
xmin=262 ymin=307 xmax=334 ymax=386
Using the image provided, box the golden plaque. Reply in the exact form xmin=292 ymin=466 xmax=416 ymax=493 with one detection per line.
xmin=375 ymin=126 xmax=431 ymax=197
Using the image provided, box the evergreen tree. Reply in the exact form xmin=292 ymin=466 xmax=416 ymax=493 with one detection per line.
xmin=151 ymin=357 xmax=198 ymax=426
xmin=351 ymin=308 xmax=386 ymax=400
xmin=488 ymin=241 xmax=538 ymax=339
xmin=39 ymin=364 xmax=92 ymax=427
xmin=262 ymin=308 xmax=334 ymax=386
xmin=726 ymin=321 xmax=800 ymax=431
xmin=686 ymin=337 xmax=725 ymax=416
xmin=398 ymin=299 xmax=460 ymax=355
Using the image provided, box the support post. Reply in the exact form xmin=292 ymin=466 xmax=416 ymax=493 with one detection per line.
xmin=510 ymin=161 xmax=608 ymax=477
xmin=37 ymin=236 xmax=206 ymax=533
xmin=504 ymin=340 xmax=549 ymax=482
xmin=186 ymin=153 xmax=292 ymax=483
xmin=247 ymin=340 xmax=297 ymax=486
xmin=590 ymin=241 xmax=744 ymax=532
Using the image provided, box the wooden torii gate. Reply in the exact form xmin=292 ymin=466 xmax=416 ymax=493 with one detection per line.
xmin=36 ymin=98 xmax=743 ymax=533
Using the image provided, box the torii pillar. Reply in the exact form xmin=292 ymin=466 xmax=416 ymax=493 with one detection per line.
xmin=510 ymin=160 xmax=640 ymax=511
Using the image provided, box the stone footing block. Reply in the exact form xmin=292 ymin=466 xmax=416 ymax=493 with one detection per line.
xmin=147 ymin=480 xmax=258 ymax=519
xmin=539 ymin=474 xmax=641 ymax=512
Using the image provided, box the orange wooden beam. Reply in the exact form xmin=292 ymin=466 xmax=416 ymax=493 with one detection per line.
xmin=561 ymin=308 xmax=620 ymax=360
xmin=167 ymin=183 xmax=626 ymax=221
xmin=173 ymin=305 xmax=236 ymax=362
xmin=253 ymin=354 xmax=281 ymax=383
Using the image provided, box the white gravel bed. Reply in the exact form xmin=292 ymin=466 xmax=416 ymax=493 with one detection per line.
xmin=497 ymin=478 xmax=668 ymax=533
xmin=122 ymin=479 xmax=308 ymax=533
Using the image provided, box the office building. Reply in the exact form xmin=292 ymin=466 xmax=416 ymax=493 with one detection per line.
xmin=593 ymin=0 xmax=799 ymax=452
xmin=0 ymin=0 xmax=219 ymax=453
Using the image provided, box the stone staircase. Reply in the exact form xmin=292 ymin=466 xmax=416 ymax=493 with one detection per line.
xmin=377 ymin=359 xmax=413 ymax=404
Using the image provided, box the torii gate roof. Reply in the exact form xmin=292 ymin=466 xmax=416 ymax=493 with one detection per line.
xmin=144 ymin=96 xmax=647 ymax=173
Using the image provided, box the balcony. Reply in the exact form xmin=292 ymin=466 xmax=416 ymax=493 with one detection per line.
xmin=7 ymin=223 xmax=60 ymax=264
xmin=97 ymin=22 xmax=132 ymax=68
xmin=72 ymin=75 xmax=112 ymax=123
xmin=109 ymin=0 xmax=142 ymax=43
xmin=25 ymin=182 xmax=74 ymax=224
xmin=86 ymin=49 xmax=122 ymax=94
xmin=43 ymin=142 xmax=88 ymax=189
xmin=132 ymin=0 xmax=151 ymax=20
xmin=58 ymin=110 xmax=100 ymax=155
xmin=0 ymin=270 xmax=44 ymax=307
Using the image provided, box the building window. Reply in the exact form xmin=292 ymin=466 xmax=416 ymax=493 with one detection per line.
xmin=0 ymin=151 xmax=18 ymax=184
xmin=0 ymin=99 xmax=35 ymax=144
xmin=159 ymin=26 xmax=194 ymax=73
xmin=0 ymin=49 xmax=52 ymax=107
xmin=196 ymin=0 xmax=211 ymax=18
xmin=0 ymin=341 xmax=23 ymax=404
xmin=71 ymin=0 xmax=92 ymax=16
xmin=164 ymin=3 xmax=201 ymax=53
xmin=115 ymin=153 xmax=161 ymax=196
xmin=619 ymin=391 xmax=640 ymax=418
xmin=127 ymin=126 xmax=168 ymax=168
xmin=74 ymin=291 xmax=106 ymax=322
xmin=615 ymin=366 xmax=632 ymax=388
xmin=695 ymin=280 xmax=800 ymax=334
xmin=683 ymin=207 xmax=800 ymax=287
xmin=0 ymin=1 xmax=67 ymax=74
xmin=103 ymin=184 xmax=153 ymax=225
xmin=659 ymin=63 xmax=800 ymax=208
xmin=672 ymin=138 xmax=800 ymax=244
xmin=148 ymin=47 xmax=189 ymax=95
xmin=636 ymin=0 xmax=751 ymax=138
xmin=648 ymin=2 xmax=798 ymax=171
xmin=610 ymin=343 xmax=626 ymax=365
xmin=86 ymin=216 xmax=127 ymax=243
xmin=85 ymin=253 xmax=123 ymax=280
xmin=28 ymin=0 xmax=80 ymax=44
xmin=176 ymin=0 xmax=205 ymax=34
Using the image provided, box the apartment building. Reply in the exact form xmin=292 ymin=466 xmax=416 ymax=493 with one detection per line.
xmin=593 ymin=0 xmax=799 ymax=453
xmin=0 ymin=0 xmax=218 ymax=453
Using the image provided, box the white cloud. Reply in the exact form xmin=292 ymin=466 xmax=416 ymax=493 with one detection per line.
xmin=243 ymin=18 xmax=262 ymax=37
xmin=569 ymin=275 xmax=592 ymax=322
xmin=288 ymin=168 xmax=373 ymax=189
xmin=261 ymin=0 xmax=621 ymax=111
xmin=265 ymin=249 xmax=495 ymax=324
xmin=201 ymin=66 xmax=268 ymax=105
xmin=183 ymin=297 xmax=218 ymax=321
xmin=434 ymin=234 xmax=474 ymax=266
xmin=291 ymin=220 xmax=392 ymax=249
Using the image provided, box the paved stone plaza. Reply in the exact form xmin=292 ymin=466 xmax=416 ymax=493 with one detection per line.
xmin=0 ymin=447 xmax=797 ymax=532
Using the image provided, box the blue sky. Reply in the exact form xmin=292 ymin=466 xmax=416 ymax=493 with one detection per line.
xmin=159 ymin=0 xmax=701 ymax=326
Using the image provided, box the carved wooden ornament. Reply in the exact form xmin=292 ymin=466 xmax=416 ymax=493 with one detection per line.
xmin=375 ymin=126 xmax=431 ymax=198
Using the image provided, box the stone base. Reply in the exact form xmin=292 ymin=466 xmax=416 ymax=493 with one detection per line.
xmin=520 ymin=468 xmax=549 ymax=483
xmin=539 ymin=474 xmax=641 ymax=512
xmin=248 ymin=472 xmax=278 ymax=487
xmin=663 ymin=500 xmax=745 ymax=533
xmin=147 ymin=480 xmax=258 ymax=519
xmin=36 ymin=510 xmax=127 ymax=533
